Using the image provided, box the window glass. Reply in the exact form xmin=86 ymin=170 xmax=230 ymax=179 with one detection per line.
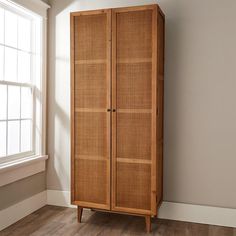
xmin=21 ymin=87 xmax=32 ymax=119
xmin=0 ymin=85 xmax=7 ymax=120
xmin=0 ymin=8 xmax=4 ymax=44
xmin=18 ymin=51 xmax=31 ymax=83
xmin=0 ymin=46 xmax=3 ymax=80
xmin=0 ymin=122 xmax=6 ymax=157
xmin=5 ymin=47 xmax=17 ymax=82
xmin=8 ymin=120 xmax=20 ymax=155
xmin=21 ymin=120 xmax=32 ymax=152
xmin=8 ymin=86 xmax=20 ymax=119
xmin=5 ymin=10 xmax=17 ymax=47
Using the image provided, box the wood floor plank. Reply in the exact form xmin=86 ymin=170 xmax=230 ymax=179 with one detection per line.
xmin=208 ymin=225 xmax=235 ymax=236
xmin=1 ymin=206 xmax=235 ymax=236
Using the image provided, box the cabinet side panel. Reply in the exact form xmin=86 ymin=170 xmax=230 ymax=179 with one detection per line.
xmin=156 ymin=11 xmax=165 ymax=208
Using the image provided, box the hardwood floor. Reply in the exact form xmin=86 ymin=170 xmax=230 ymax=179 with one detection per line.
xmin=1 ymin=205 xmax=235 ymax=236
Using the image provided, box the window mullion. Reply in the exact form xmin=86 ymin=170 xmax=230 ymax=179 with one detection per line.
xmin=0 ymin=80 xmax=33 ymax=88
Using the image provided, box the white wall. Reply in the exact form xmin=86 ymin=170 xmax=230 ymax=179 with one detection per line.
xmin=47 ymin=0 xmax=236 ymax=208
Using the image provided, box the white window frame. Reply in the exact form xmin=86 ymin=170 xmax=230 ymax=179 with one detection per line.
xmin=0 ymin=0 xmax=50 ymax=186
xmin=0 ymin=5 xmax=36 ymax=162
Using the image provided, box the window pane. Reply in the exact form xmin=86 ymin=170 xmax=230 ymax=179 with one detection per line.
xmin=21 ymin=120 xmax=32 ymax=152
xmin=8 ymin=86 xmax=20 ymax=119
xmin=21 ymin=87 xmax=32 ymax=119
xmin=0 ymin=8 xmax=4 ymax=44
xmin=0 ymin=85 xmax=7 ymax=120
xmin=0 ymin=122 xmax=6 ymax=157
xmin=8 ymin=120 xmax=20 ymax=155
xmin=0 ymin=46 xmax=3 ymax=81
xmin=5 ymin=10 xmax=17 ymax=48
xmin=5 ymin=47 xmax=17 ymax=82
xmin=5 ymin=11 xmax=17 ymax=47
xmin=18 ymin=51 xmax=31 ymax=83
xmin=18 ymin=16 xmax=31 ymax=52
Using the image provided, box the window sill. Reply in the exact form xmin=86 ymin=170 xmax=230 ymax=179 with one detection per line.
xmin=0 ymin=155 xmax=48 ymax=187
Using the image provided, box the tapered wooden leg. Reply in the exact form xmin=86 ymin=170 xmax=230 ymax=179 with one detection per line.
xmin=145 ymin=215 xmax=151 ymax=233
xmin=77 ymin=206 xmax=83 ymax=223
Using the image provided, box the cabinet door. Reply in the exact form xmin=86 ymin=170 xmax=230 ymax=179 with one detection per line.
xmin=111 ymin=5 xmax=157 ymax=215
xmin=71 ymin=10 xmax=111 ymax=210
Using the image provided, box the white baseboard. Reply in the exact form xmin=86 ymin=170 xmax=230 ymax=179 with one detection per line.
xmin=47 ymin=190 xmax=236 ymax=228
xmin=0 ymin=191 xmax=47 ymax=231
xmin=159 ymin=202 xmax=236 ymax=228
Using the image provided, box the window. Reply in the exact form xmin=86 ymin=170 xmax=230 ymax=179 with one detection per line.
xmin=0 ymin=1 xmax=46 ymax=163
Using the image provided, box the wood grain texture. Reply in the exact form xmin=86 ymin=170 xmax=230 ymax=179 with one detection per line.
xmin=77 ymin=206 xmax=83 ymax=223
xmin=145 ymin=215 xmax=151 ymax=233
xmin=1 ymin=206 xmax=236 ymax=236
xmin=111 ymin=7 xmax=117 ymax=212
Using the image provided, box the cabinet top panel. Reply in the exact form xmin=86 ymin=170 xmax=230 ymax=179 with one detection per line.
xmin=70 ymin=4 xmax=164 ymax=18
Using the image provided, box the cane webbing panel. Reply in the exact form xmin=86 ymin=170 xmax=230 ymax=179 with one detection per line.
xmin=116 ymin=163 xmax=151 ymax=210
xmin=114 ymin=8 xmax=154 ymax=213
xmin=117 ymin=10 xmax=152 ymax=59
xmin=73 ymin=11 xmax=110 ymax=207
xmin=117 ymin=63 xmax=152 ymax=109
xmin=74 ymin=14 xmax=107 ymax=60
xmin=75 ymin=112 xmax=107 ymax=157
xmin=75 ymin=159 xmax=107 ymax=204
xmin=75 ymin=64 xmax=107 ymax=109
xmin=117 ymin=113 xmax=151 ymax=160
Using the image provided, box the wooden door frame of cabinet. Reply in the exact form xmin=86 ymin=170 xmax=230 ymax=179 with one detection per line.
xmin=70 ymin=9 xmax=112 ymax=209
xmin=111 ymin=4 xmax=158 ymax=216
xmin=70 ymin=13 xmax=75 ymax=204
xmin=151 ymin=4 xmax=158 ymax=216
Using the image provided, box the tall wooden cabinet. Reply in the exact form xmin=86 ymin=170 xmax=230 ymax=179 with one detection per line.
xmin=71 ymin=4 xmax=164 ymax=232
